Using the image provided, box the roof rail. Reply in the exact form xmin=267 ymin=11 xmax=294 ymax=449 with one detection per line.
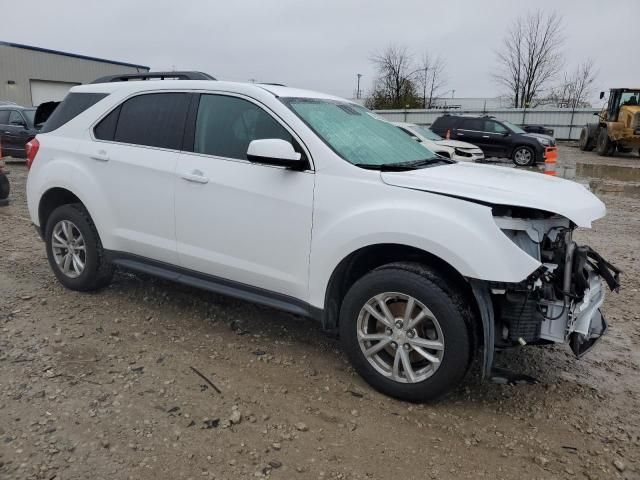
xmin=92 ymin=71 xmax=216 ymax=84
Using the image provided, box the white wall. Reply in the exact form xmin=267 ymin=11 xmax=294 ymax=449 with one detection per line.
xmin=373 ymin=108 xmax=600 ymax=140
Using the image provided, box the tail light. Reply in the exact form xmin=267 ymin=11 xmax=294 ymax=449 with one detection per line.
xmin=25 ymin=138 xmax=40 ymax=169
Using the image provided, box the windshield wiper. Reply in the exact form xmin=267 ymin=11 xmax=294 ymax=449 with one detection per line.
xmin=355 ymin=157 xmax=451 ymax=171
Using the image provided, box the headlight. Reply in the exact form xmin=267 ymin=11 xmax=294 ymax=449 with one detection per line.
xmin=536 ymin=137 xmax=550 ymax=146
xmin=454 ymin=148 xmax=472 ymax=157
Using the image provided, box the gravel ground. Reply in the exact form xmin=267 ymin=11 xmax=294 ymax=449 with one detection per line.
xmin=1 ymin=146 xmax=639 ymax=480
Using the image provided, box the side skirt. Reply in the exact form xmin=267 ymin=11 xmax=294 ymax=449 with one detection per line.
xmin=105 ymin=251 xmax=323 ymax=323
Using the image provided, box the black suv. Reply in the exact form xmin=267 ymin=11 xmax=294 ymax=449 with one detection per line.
xmin=430 ymin=115 xmax=555 ymax=166
xmin=0 ymin=105 xmax=38 ymax=158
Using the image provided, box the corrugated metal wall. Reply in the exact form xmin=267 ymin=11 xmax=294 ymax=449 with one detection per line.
xmin=373 ymin=108 xmax=600 ymax=140
xmin=0 ymin=44 xmax=147 ymax=107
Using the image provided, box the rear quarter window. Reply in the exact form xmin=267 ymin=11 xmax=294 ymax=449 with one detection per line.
xmin=40 ymin=92 xmax=108 ymax=133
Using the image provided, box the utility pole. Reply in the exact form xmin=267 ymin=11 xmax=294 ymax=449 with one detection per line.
xmin=356 ymin=74 xmax=363 ymax=99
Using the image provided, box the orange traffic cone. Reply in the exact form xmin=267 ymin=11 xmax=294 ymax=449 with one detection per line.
xmin=544 ymin=147 xmax=558 ymax=176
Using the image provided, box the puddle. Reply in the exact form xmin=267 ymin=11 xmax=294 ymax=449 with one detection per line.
xmin=575 ymin=163 xmax=640 ymax=182
xmin=479 ymin=158 xmax=640 ymax=198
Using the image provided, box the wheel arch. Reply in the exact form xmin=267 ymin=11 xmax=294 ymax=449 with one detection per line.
xmin=38 ymin=187 xmax=96 ymax=239
xmin=320 ymin=243 xmax=480 ymax=333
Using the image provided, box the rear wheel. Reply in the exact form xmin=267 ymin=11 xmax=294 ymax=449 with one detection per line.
xmin=512 ymin=145 xmax=536 ymax=166
xmin=596 ymin=128 xmax=614 ymax=156
xmin=339 ymin=264 xmax=472 ymax=402
xmin=45 ymin=203 xmax=113 ymax=291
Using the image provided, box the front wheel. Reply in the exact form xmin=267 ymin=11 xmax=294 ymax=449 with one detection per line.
xmin=339 ymin=264 xmax=472 ymax=402
xmin=596 ymin=128 xmax=614 ymax=156
xmin=512 ymin=146 xmax=536 ymax=166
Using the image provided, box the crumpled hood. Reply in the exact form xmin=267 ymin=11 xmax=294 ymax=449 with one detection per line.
xmin=381 ymin=162 xmax=605 ymax=227
xmin=435 ymin=139 xmax=483 ymax=150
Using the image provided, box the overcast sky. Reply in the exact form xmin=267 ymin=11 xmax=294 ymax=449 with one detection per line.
xmin=2 ymin=0 xmax=639 ymax=103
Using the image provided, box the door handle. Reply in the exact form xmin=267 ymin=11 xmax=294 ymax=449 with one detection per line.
xmin=457 ymin=132 xmax=465 ymax=136
xmin=482 ymin=135 xmax=490 ymax=138
xmin=90 ymin=149 xmax=109 ymax=162
xmin=181 ymin=169 xmax=209 ymax=184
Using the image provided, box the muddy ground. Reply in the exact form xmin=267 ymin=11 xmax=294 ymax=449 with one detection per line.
xmin=1 ymin=145 xmax=639 ymax=480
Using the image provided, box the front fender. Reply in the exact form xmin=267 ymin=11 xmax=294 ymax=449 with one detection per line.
xmin=308 ymin=184 xmax=540 ymax=308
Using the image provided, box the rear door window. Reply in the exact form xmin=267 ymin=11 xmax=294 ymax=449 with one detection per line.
xmin=108 ymin=93 xmax=190 ymax=150
xmin=40 ymin=93 xmax=108 ymax=133
xmin=0 ymin=110 xmax=10 ymax=125
xmin=459 ymin=118 xmax=484 ymax=131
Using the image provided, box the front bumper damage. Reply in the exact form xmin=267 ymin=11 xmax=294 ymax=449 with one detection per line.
xmin=473 ymin=213 xmax=621 ymax=380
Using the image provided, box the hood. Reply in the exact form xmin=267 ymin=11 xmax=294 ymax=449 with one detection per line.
xmin=381 ymin=162 xmax=605 ymax=227
xmin=523 ymin=132 xmax=555 ymax=144
xmin=435 ymin=139 xmax=483 ymax=150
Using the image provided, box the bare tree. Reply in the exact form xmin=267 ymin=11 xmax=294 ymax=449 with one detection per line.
xmin=495 ymin=10 xmax=564 ymax=107
xmin=369 ymin=45 xmax=421 ymax=109
xmin=422 ymin=55 xmax=446 ymax=108
xmin=544 ymin=59 xmax=597 ymax=108
xmin=565 ymin=59 xmax=597 ymax=108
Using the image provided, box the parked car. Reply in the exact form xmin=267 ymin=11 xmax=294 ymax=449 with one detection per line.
xmin=392 ymin=122 xmax=484 ymax=162
xmin=523 ymin=124 xmax=554 ymax=137
xmin=0 ymin=158 xmax=9 ymax=206
xmin=0 ymin=105 xmax=38 ymax=158
xmin=430 ymin=114 xmax=556 ymax=166
xmin=26 ymin=72 xmax=619 ymax=401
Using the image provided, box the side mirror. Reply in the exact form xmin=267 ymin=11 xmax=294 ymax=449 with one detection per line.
xmin=247 ymin=139 xmax=303 ymax=169
xmin=599 ymin=91 xmax=605 ymax=100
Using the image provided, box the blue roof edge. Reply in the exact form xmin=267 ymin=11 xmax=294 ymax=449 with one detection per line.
xmin=0 ymin=40 xmax=150 ymax=70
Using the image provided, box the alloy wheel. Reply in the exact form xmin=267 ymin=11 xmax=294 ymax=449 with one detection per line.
xmin=51 ymin=220 xmax=86 ymax=278
xmin=513 ymin=147 xmax=532 ymax=166
xmin=357 ymin=292 xmax=445 ymax=383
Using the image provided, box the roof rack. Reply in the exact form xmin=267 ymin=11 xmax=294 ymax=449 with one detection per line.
xmin=92 ymin=71 xmax=216 ymax=84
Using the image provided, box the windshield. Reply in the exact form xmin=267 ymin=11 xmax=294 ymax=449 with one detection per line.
xmin=502 ymin=120 xmax=526 ymax=134
xmin=620 ymin=91 xmax=640 ymax=106
xmin=22 ymin=109 xmax=35 ymax=127
xmin=411 ymin=124 xmax=442 ymax=141
xmin=283 ymin=98 xmax=440 ymax=167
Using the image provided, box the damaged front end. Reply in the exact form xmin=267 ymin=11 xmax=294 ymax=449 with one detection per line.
xmin=488 ymin=206 xmax=621 ymax=366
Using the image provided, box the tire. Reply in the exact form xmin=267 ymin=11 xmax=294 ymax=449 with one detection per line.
xmin=579 ymin=127 xmax=595 ymax=151
xmin=512 ymin=145 xmax=536 ymax=167
xmin=44 ymin=203 xmax=113 ymax=291
xmin=339 ymin=263 xmax=472 ymax=402
xmin=596 ymin=128 xmax=614 ymax=156
xmin=0 ymin=173 xmax=9 ymax=200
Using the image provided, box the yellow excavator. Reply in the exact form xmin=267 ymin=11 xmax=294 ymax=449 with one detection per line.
xmin=579 ymin=88 xmax=640 ymax=156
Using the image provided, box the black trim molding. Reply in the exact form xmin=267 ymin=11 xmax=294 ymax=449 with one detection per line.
xmin=105 ymin=251 xmax=323 ymax=322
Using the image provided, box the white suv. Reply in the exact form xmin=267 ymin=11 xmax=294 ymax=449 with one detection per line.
xmin=392 ymin=121 xmax=484 ymax=162
xmin=26 ymin=72 xmax=620 ymax=401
